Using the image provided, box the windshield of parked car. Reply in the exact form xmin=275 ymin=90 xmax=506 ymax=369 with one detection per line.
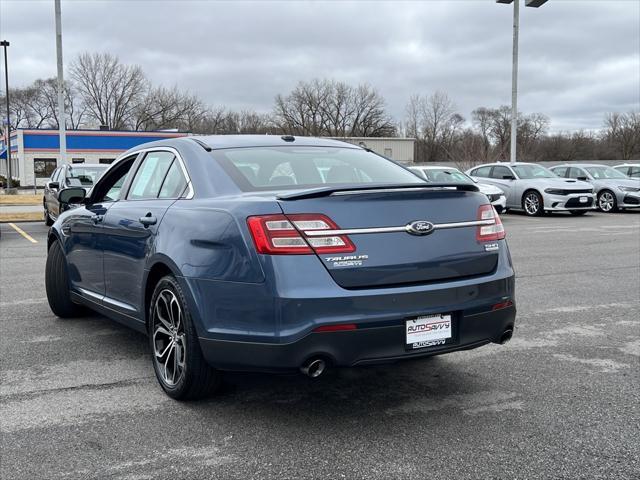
xmin=419 ymin=168 xmax=474 ymax=185
xmin=66 ymin=166 xmax=108 ymax=186
xmin=584 ymin=166 xmax=628 ymax=180
xmin=511 ymin=164 xmax=556 ymax=179
xmin=213 ymin=147 xmax=425 ymax=191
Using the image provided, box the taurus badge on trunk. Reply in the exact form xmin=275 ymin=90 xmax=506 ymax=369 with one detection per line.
xmin=406 ymin=220 xmax=435 ymax=236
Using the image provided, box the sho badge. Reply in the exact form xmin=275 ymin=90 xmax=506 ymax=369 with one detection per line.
xmin=406 ymin=220 xmax=435 ymax=236
xmin=484 ymin=243 xmax=499 ymax=252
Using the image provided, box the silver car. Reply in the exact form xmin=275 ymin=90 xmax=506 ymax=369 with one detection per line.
xmin=466 ymin=162 xmax=595 ymax=216
xmin=550 ymin=163 xmax=640 ymax=212
xmin=613 ymin=163 xmax=640 ymax=179
xmin=409 ymin=165 xmax=507 ymax=213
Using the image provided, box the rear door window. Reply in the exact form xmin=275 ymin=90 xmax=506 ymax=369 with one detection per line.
xmin=552 ymin=167 xmax=568 ymax=177
xmin=471 ymin=166 xmax=491 ymax=178
xmin=127 ymin=152 xmax=175 ymax=200
xmin=491 ymin=166 xmax=512 ymax=179
xmin=158 ymin=160 xmax=188 ymax=198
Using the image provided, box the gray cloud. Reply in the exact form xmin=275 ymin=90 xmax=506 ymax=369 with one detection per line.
xmin=1 ymin=0 xmax=638 ymax=132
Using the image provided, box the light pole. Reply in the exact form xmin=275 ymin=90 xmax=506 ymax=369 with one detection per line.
xmin=496 ymin=0 xmax=548 ymax=164
xmin=1 ymin=40 xmax=11 ymax=189
xmin=55 ymin=0 xmax=67 ymax=167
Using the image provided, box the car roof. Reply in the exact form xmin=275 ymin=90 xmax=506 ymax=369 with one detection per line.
xmin=552 ymin=163 xmax=611 ymax=168
xmin=410 ymin=165 xmax=460 ymax=171
xmin=193 ymin=135 xmax=361 ymax=150
xmin=470 ymin=162 xmax=534 ymax=168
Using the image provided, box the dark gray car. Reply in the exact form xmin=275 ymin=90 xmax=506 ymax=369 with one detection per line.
xmin=43 ymin=163 xmax=109 ymax=225
xmin=550 ymin=164 xmax=640 ymax=212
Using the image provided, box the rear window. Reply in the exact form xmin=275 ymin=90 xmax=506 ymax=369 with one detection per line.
xmin=212 ymin=147 xmax=424 ymax=191
xmin=66 ymin=166 xmax=108 ymax=186
xmin=421 ymin=168 xmax=474 ymax=185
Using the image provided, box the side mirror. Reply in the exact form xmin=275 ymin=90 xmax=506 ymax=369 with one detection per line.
xmin=48 ymin=181 xmax=60 ymax=190
xmin=577 ymin=176 xmax=588 ymax=181
xmin=58 ymin=186 xmax=86 ymax=209
xmin=502 ymin=175 xmax=515 ymax=180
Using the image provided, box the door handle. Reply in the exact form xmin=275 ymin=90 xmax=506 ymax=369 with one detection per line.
xmin=139 ymin=214 xmax=157 ymax=227
xmin=91 ymin=214 xmax=104 ymax=224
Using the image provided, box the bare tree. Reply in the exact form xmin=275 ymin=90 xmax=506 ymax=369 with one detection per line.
xmin=71 ymin=52 xmax=148 ymax=129
xmin=405 ymin=91 xmax=464 ymax=162
xmin=134 ymin=86 xmax=206 ymax=131
xmin=274 ymin=79 xmax=395 ymax=137
xmin=518 ymin=112 xmax=550 ymax=161
xmin=37 ymin=78 xmax=86 ymax=129
xmin=603 ymin=111 xmax=640 ymax=160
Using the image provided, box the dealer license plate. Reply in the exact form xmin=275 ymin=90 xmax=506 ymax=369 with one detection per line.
xmin=405 ymin=314 xmax=453 ymax=350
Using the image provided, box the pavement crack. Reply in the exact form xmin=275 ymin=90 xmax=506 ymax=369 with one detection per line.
xmin=0 ymin=376 xmax=152 ymax=402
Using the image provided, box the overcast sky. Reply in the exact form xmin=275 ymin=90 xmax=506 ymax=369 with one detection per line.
xmin=1 ymin=0 xmax=638 ymax=132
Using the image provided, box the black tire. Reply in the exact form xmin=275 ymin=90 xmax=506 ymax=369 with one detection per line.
xmin=522 ymin=190 xmax=544 ymax=216
xmin=597 ymin=190 xmax=618 ymax=213
xmin=569 ymin=210 xmax=588 ymax=216
xmin=149 ymin=275 xmax=221 ymax=400
xmin=45 ymin=240 xmax=85 ymax=317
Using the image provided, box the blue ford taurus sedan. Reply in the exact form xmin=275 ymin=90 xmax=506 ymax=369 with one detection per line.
xmin=46 ymin=135 xmax=516 ymax=399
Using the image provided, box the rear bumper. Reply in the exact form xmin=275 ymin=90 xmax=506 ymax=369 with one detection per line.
xmin=199 ymin=304 xmax=516 ymax=372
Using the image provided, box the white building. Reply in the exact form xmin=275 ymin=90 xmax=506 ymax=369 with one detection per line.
xmin=1 ymin=128 xmax=187 ymax=187
xmin=332 ymin=137 xmax=416 ymax=163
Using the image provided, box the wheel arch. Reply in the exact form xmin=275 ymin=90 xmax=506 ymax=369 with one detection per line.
xmin=143 ymin=255 xmax=202 ymax=334
xmin=521 ymin=188 xmax=543 ymax=209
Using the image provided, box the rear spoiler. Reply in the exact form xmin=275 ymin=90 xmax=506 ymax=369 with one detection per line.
xmin=277 ymin=183 xmax=479 ymax=200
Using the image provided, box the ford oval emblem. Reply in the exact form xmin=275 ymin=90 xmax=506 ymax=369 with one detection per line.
xmin=406 ymin=220 xmax=435 ymax=236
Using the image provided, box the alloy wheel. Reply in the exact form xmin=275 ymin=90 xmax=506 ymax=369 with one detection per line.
xmin=598 ymin=192 xmax=615 ymax=212
xmin=524 ymin=193 xmax=541 ymax=215
xmin=152 ymin=289 xmax=186 ymax=387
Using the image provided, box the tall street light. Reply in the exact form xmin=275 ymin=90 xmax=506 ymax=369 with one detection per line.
xmin=497 ymin=0 xmax=548 ymax=164
xmin=55 ymin=0 xmax=67 ymax=167
xmin=1 ymin=40 xmax=11 ymax=189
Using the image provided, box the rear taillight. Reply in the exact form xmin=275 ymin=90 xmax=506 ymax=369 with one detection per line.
xmin=247 ymin=214 xmax=356 ymax=255
xmin=476 ymin=205 xmax=505 ymax=242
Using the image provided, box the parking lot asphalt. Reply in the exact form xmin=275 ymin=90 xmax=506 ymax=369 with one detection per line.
xmin=1 ymin=211 xmax=639 ymax=480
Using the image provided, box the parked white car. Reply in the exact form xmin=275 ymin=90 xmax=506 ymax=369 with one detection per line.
xmin=409 ymin=165 xmax=507 ymax=213
xmin=613 ymin=163 xmax=640 ymax=179
xmin=466 ymin=162 xmax=595 ymax=216
xmin=550 ymin=163 xmax=640 ymax=212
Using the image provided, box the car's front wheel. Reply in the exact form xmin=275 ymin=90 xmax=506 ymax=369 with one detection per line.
xmin=522 ymin=191 xmax=544 ymax=216
xmin=597 ymin=190 xmax=618 ymax=213
xmin=45 ymin=240 xmax=85 ymax=317
xmin=149 ymin=275 xmax=221 ymax=400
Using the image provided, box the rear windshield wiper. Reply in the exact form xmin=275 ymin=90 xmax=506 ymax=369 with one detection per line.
xmin=277 ymin=183 xmax=479 ymax=200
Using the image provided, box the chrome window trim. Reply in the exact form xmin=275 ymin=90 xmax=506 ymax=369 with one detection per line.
xmin=303 ymin=219 xmax=495 ymax=237
xmin=112 ymin=146 xmax=194 ymax=199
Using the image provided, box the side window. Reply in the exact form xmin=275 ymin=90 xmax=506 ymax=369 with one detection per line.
xmin=127 ymin=152 xmax=175 ymax=200
xmin=91 ymin=157 xmax=137 ymax=203
xmin=491 ymin=166 xmax=512 ymax=179
xmin=568 ymin=167 xmax=584 ymax=179
xmin=629 ymin=167 xmax=640 ymax=178
xmin=158 ymin=160 xmax=188 ymax=199
xmin=553 ymin=167 xmax=567 ymax=177
xmin=472 ymin=166 xmax=491 ymax=178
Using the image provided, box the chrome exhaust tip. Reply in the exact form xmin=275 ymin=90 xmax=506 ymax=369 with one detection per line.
xmin=300 ymin=358 xmax=326 ymax=378
xmin=499 ymin=329 xmax=513 ymax=345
